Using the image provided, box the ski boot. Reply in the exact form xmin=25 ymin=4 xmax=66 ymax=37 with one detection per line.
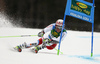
xmin=14 ymin=46 xmax=22 ymax=52
xmin=14 ymin=42 xmax=27 ymax=52
xmin=31 ymin=46 xmax=41 ymax=53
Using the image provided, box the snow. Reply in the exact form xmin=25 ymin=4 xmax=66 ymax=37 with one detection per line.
xmin=0 ymin=12 xmax=100 ymax=64
xmin=0 ymin=28 xmax=100 ymax=64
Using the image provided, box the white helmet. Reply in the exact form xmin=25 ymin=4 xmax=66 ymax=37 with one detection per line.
xmin=56 ymin=19 xmax=63 ymax=26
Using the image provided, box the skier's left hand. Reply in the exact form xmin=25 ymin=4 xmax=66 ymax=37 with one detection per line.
xmin=38 ymin=31 xmax=45 ymax=37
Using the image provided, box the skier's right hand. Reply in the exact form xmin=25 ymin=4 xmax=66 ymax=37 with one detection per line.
xmin=38 ymin=31 xmax=45 ymax=37
xmin=43 ymin=38 xmax=52 ymax=43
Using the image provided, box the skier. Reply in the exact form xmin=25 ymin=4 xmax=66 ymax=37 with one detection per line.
xmin=14 ymin=19 xmax=67 ymax=53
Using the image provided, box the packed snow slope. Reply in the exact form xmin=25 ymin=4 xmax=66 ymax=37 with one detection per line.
xmin=0 ymin=28 xmax=100 ymax=64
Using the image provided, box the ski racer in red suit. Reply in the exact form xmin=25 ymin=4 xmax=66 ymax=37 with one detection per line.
xmin=14 ymin=19 xmax=67 ymax=53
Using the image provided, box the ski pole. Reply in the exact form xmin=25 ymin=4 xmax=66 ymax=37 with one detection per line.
xmin=0 ymin=35 xmax=38 ymax=38
xmin=1 ymin=34 xmax=63 ymax=54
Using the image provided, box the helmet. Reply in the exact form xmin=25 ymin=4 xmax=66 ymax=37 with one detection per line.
xmin=56 ymin=19 xmax=63 ymax=26
xmin=55 ymin=19 xmax=63 ymax=30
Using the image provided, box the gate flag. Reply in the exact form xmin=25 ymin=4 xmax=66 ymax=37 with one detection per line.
xmin=64 ymin=0 xmax=95 ymax=57
xmin=65 ymin=0 xmax=94 ymax=23
xmin=57 ymin=0 xmax=95 ymax=56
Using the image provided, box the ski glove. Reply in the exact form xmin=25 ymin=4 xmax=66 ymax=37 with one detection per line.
xmin=43 ymin=38 xmax=59 ymax=44
xmin=38 ymin=31 xmax=45 ymax=37
xmin=43 ymin=38 xmax=52 ymax=43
